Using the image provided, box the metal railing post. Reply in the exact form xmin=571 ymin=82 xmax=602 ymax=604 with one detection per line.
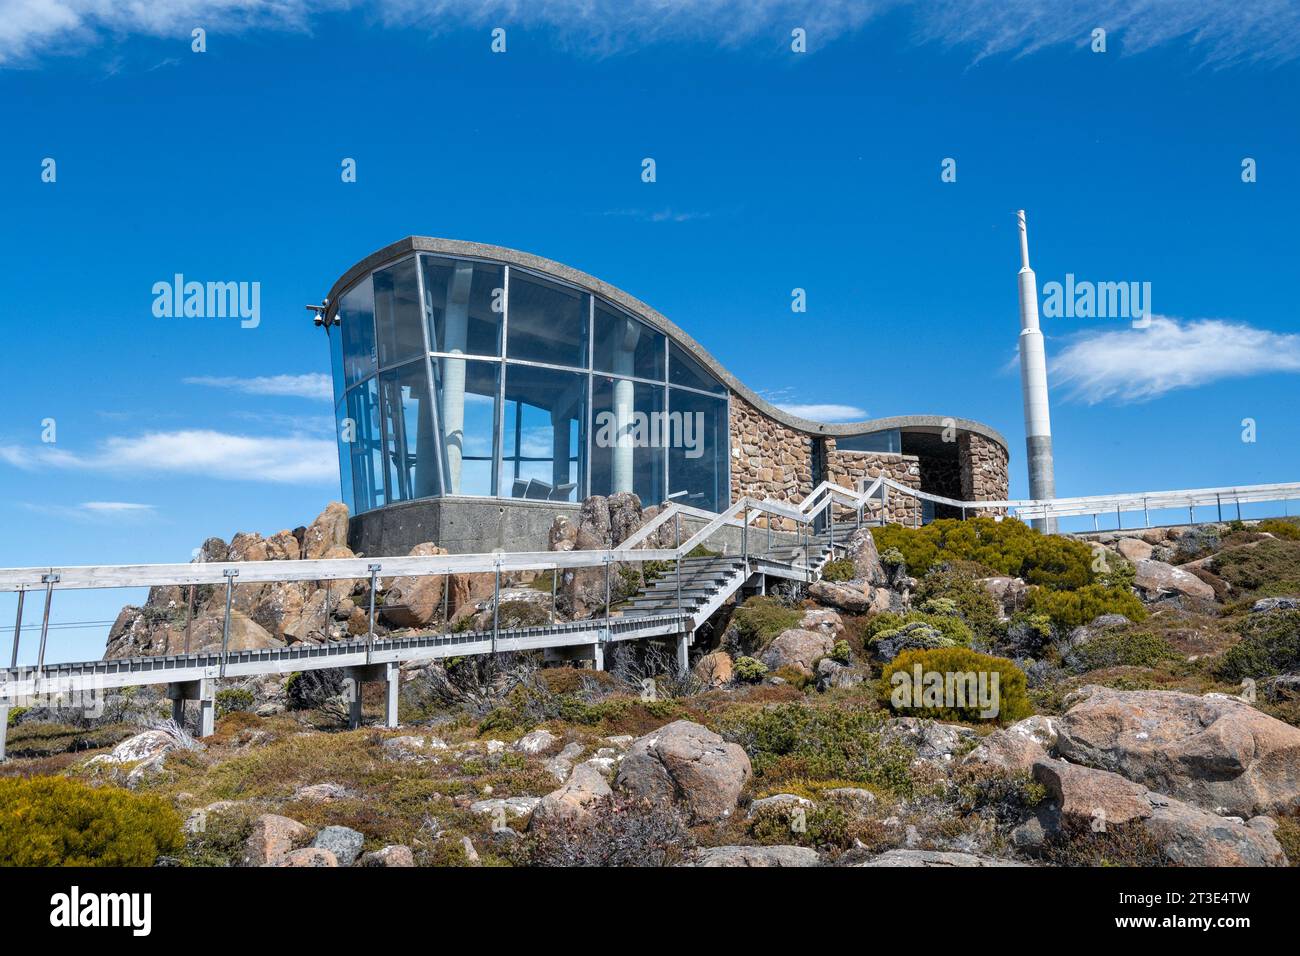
xmin=742 ymin=505 xmax=749 ymax=569
xmin=1216 ymin=494 xmax=1223 ymax=523
xmin=550 ymin=567 xmax=557 ymax=625
xmin=9 ymin=589 xmax=24 ymax=669
xmin=1143 ymin=498 xmax=1150 ymax=528
xmin=492 ymin=562 xmax=500 ymax=653
xmin=184 ymin=584 xmax=195 ymax=654
xmin=675 ymin=513 xmax=683 ymax=615
xmin=34 ymin=574 xmax=59 ymax=682
xmin=1236 ymin=497 xmax=1243 ymax=522
xmin=367 ymin=563 xmax=381 ymax=664
xmin=1116 ymin=506 xmax=1122 ymax=531
xmin=219 ymin=569 xmax=237 ymax=677
xmin=604 ymin=555 xmax=612 ymax=624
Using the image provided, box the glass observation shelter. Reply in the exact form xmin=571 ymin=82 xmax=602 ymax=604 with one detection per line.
xmin=326 ymin=244 xmax=731 ymax=516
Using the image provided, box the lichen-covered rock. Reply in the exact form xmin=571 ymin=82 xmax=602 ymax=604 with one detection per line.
xmin=856 ymin=850 xmax=1021 ymax=867
xmin=1026 ymin=758 xmax=1287 ymax=867
xmin=962 ymin=715 xmax=1058 ymax=771
xmin=760 ymin=628 xmax=833 ymax=676
xmin=615 ymin=720 xmax=751 ymax=823
xmin=381 ymin=542 xmax=448 ymax=627
xmin=1056 ymin=686 xmax=1300 ymax=817
xmin=302 ymin=502 xmax=350 ymax=560
xmin=1134 ymin=559 xmax=1216 ymax=602
xmin=694 ymin=845 xmax=820 ymax=867
xmin=243 ymin=814 xmax=309 ymax=866
xmin=359 ymin=845 xmax=415 ymax=867
xmin=531 ymin=763 xmax=612 ymax=829
xmin=311 ymin=825 xmax=365 ymax=866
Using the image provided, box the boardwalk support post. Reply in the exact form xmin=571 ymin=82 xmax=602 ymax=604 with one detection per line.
xmin=220 ymin=569 xmax=237 ymax=678
xmin=167 ymin=677 xmax=215 ymax=737
xmin=676 ymin=633 xmax=689 ymax=674
xmin=384 ymin=661 xmax=399 ymax=729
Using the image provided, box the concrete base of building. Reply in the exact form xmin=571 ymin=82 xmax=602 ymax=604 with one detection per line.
xmin=349 ymin=496 xmax=583 ymax=557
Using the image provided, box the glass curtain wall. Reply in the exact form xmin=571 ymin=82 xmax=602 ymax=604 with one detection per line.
xmin=331 ymin=252 xmax=731 ymax=514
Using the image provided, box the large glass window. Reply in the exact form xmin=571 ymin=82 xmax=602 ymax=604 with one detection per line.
xmin=339 ymin=277 xmax=376 ymax=388
xmin=837 ymin=429 xmax=900 ymax=453
xmin=373 ymin=258 xmax=424 ymax=368
xmin=379 ymin=360 xmax=441 ymax=502
xmin=434 ymin=356 xmax=499 ymax=497
xmin=591 ymin=377 xmax=666 ymax=506
xmin=422 ymin=255 xmax=503 ymax=357
xmin=667 ymin=389 xmax=728 ymax=512
xmin=344 ymin=377 xmax=385 ymax=512
xmin=332 ymin=255 xmax=736 ymax=514
xmin=506 ymin=272 xmax=589 ymax=368
xmin=501 ymin=365 xmax=586 ymax=502
xmin=669 ymin=342 xmax=725 ymax=395
xmin=593 ymin=302 xmax=664 ymax=380
xmin=334 ymin=399 xmax=355 ymax=514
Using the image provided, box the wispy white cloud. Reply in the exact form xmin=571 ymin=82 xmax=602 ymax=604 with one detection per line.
xmin=604 ymin=208 xmax=713 ymax=223
xmin=776 ymin=402 xmax=869 ymax=421
xmin=1050 ymin=315 xmax=1300 ymax=403
xmin=19 ymin=500 xmax=156 ymax=522
xmin=3 ymin=1 xmax=1296 ymax=66
xmin=1 ymin=429 xmax=335 ymax=483
xmin=184 ymin=373 xmax=332 ymax=401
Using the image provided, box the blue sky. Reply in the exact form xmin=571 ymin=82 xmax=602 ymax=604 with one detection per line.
xmin=2 ymin=0 xmax=1298 ymax=663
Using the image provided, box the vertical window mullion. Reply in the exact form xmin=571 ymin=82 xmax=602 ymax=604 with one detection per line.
xmin=494 ymin=266 xmax=509 ymax=498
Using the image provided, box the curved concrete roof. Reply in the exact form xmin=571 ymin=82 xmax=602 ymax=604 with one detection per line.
xmin=326 ymin=237 xmax=1009 ymax=452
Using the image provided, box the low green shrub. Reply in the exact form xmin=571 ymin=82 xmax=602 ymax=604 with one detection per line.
xmin=715 ymin=703 xmax=916 ymax=796
xmin=879 ymin=647 xmax=1032 ymax=724
xmin=729 ymin=596 xmax=803 ymax=653
xmin=914 ymin=566 xmax=1004 ymax=640
xmin=1214 ymin=609 xmax=1300 ymax=682
xmin=1025 ymin=584 xmax=1146 ymax=630
xmin=1257 ymin=519 xmax=1300 ymax=541
xmin=820 ymin=559 xmax=856 ymax=583
xmin=1066 ymin=628 xmax=1180 ymax=673
xmin=733 ymin=656 xmax=769 ymax=682
xmin=1214 ymin=540 xmax=1300 ymax=598
xmin=866 ymin=610 xmax=973 ymax=648
xmin=872 ymin=517 xmax=1095 ymax=590
xmin=0 ymin=776 xmax=183 ymax=866
xmin=216 ymin=687 xmax=254 ymax=717
xmin=830 ymin=640 xmax=852 ymax=664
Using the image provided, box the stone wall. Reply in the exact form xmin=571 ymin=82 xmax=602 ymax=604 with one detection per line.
xmin=825 ymin=442 xmax=923 ymax=526
xmin=959 ymin=432 xmax=1010 ymax=512
xmin=728 ymin=393 xmax=813 ymax=529
xmin=727 ymin=391 xmax=1008 ymax=528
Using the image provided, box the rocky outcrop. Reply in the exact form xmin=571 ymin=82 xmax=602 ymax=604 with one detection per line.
xmin=359 ymin=845 xmax=415 ymax=867
xmin=962 ymin=715 xmax=1058 ymax=771
xmin=531 ymin=762 xmax=612 ymax=828
xmin=301 ymin=502 xmax=349 ymax=560
xmin=856 ymin=849 xmax=1021 ymax=867
xmin=311 ymin=825 xmax=365 ymax=866
xmin=1115 ymin=537 xmax=1155 ymax=563
xmin=979 ymin=576 xmax=1029 ymax=617
xmin=694 ymin=651 xmax=734 ymax=687
xmin=1134 ymin=559 xmax=1216 ymax=602
xmin=1023 ymin=758 xmax=1287 ymax=867
xmin=807 ymin=580 xmax=890 ymax=615
xmin=760 ymin=628 xmax=833 ymax=676
xmin=615 ymin=720 xmax=751 ymax=823
xmin=844 ymin=526 xmax=887 ymax=586
xmin=242 ymin=814 xmax=309 ymax=866
xmin=381 ymin=543 xmax=449 ymax=628
xmin=694 ymin=845 xmax=820 ymax=867
xmin=1055 ymin=686 xmax=1300 ymax=817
